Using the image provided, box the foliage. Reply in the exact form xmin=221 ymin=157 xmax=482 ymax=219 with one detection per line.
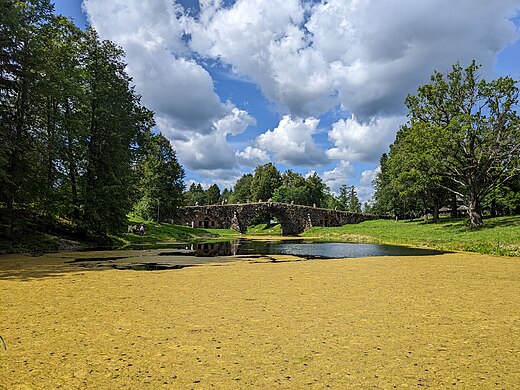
xmin=185 ymin=183 xmax=205 ymax=206
xmin=404 ymin=61 xmax=520 ymax=227
xmin=250 ymin=163 xmax=281 ymax=201
xmin=0 ymin=1 xmax=183 ymax=236
xmin=134 ymin=133 xmax=185 ymax=221
xmin=205 ymin=184 xmax=221 ymax=205
xmin=305 ymin=172 xmax=328 ymax=207
xmin=272 ymin=170 xmax=310 ymax=205
xmin=231 ymin=173 xmax=253 ymax=204
xmin=338 ymin=185 xmax=362 ymax=212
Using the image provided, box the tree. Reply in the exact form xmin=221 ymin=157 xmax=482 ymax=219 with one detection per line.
xmin=0 ymin=0 xmax=55 ymax=233
xmin=381 ymin=123 xmax=450 ymax=220
xmin=272 ymin=170 xmax=310 ymax=205
xmin=184 ymin=183 xmax=205 ymax=206
xmin=339 ymin=185 xmax=362 ymax=213
xmin=305 ymin=172 xmax=328 ymax=207
xmin=205 ymin=184 xmax=221 ymax=205
xmin=0 ymin=2 xmax=162 ymax=236
xmin=373 ymin=153 xmax=408 ymax=218
xmin=81 ymin=28 xmax=153 ymax=233
xmin=231 ymin=173 xmax=253 ymax=203
xmin=250 ymin=163 xmax=281 ymax=201
xmin=406 ymin=62 xmax=520 ymax=227
xmin=35 ymin=15 xmax=88 ymax=220
xmin=135 ymin=133 xmax=185 ymax=221
xmin=220 ymin=188 xmax=232 ymax=204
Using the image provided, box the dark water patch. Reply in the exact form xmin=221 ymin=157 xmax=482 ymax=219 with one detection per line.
xmin=110 ymin=263 xmax=195 ymax=271
xmin=66 ymin=256 xmax=129 ymax=263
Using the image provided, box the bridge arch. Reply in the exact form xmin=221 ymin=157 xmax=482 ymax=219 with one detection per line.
xmin=171 ymin=202 xmax=377 ymax=236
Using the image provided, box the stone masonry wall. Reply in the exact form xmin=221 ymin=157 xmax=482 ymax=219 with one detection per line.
xmin=171 ymin=202 xmax=378 ymax=236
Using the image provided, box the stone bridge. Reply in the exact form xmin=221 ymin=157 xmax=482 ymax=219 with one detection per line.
xmin=171 ymin=202 xmax=378 ymax=236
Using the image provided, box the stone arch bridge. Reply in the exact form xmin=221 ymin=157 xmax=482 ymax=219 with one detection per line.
xmin=171 ymin=202 xmax=378 ymax=236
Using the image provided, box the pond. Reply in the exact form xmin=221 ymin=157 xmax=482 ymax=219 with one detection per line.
xmin=62 ymin=239 xmax=445 ymax=271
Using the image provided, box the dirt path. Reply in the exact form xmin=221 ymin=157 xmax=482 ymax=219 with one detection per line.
xmin=1 ymin=252 xmax=518 ymax=388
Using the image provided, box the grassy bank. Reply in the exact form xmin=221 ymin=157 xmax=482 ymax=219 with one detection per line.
xmin=110 ymin=216 xmax=239 ymax=249
xmin=0 ymin=212 xmax=239 ymax=254
xmin=302 ymin=215 xmax=520 ymax=257
xmin=245 ymin=223 xmax=282 ymax=236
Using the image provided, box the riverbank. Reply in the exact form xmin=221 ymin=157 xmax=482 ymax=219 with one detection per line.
xmin=1 ymin=251 xmax=518 ymax=388
xmin=0 ymin=213 xmax=239 ymax=255
xmin=302 ymin=215 xmax=520 ymax=257
xmin=2 ymin=214 xmax=519 ymax=257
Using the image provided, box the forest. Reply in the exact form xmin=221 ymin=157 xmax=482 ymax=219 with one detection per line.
xmin=0 ymin=0 xmax=184 ymax=235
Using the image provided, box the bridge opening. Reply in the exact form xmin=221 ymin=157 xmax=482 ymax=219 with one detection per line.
xmin=197 ymin=216 xmax=217 ymax=228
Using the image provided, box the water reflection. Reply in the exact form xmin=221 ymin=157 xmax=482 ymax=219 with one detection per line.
xmin=52 ymin=239 xmax=447 ymax=273
xmin=164 ymin=239 xmax=444 ymax=259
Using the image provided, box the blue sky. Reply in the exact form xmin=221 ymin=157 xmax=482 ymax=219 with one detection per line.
xmin=52 ymin=0 xmax=520 ymax=201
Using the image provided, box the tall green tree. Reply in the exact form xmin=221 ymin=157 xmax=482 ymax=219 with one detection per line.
xmin=406 ymin=61 xmax=520 ymax=227
xmin=231 ymin=173 xmax=253 ymax=203
xmin=305 ymin=172 xmax=328 ymax=207
xmin=35 ymin=15 xmax=87 ymax=220
xmin=135 ymin=133 xmax=185 ymax=221
xmin=184 ymin=183 xmax=205 ymax=206
xmin=272 ymin=170 xmax=310 ymax=205
xmin=205 ymin=184 xmax=221 ymax=205
xmin=0 ymin=0 xmax=55 ymax=233
xmin=81 ymin=28 xmax=153 ymax=233
xmin=250 ymin=163 xmax=281 ymax=201
xmin=381 ymin=123 xmax=450 ymax=220
xmin=339 ymin=185 xmax=362 ymax=213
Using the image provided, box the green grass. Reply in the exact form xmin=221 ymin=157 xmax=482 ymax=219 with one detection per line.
xmin=110 ymin=216 xmax=240 ymax=249
xmin=301 ymin=215 xmax=520 ymax=257
xmin=246 ymin=223 xmax=282 ymax=236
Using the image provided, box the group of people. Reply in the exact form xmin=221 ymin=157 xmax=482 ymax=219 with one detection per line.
xmin=127 ymin=223 xmax=145 ymax=236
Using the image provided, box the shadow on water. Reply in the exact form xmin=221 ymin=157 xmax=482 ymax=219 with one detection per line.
xmin=0 ymin=239 xmax=447 ymax=279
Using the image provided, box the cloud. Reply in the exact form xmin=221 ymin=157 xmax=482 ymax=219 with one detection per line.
xmin=82 ymin=0 xmax=520 ymax=183
xmin=235 ymin=146 xmax=270 ymax=167
xmin=357 ymin=166 xmax=382 ymax=203
xmin=360 ymin=166 xmax=381 ymax=187
xmin=321 ymin=161 xmax=356 ymax=194
xmin=327 ymin=115 xmax=405 ymax=163
xmin=213 ymin=103 xmax=256 ymax=136
xmin=255 ymin=116 xmax=328 ymax=166
xmin=186 ymin=0 xmax=519 ymax=119
xmin=83 ymin=0 xmax=256 ymax=174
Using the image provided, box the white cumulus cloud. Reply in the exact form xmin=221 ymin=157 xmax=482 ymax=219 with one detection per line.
xmin=235 ymin=147 xmax=270 ymax=167
xmin=327 ymin=115 xmax=405 ymax=163
xmin=82 ymin=0 xmax=520 ymax=182
xmin=321 ymin=161 xmax=356 ymax=194
xmin=256 ymin=116 xmax=328 ymax=166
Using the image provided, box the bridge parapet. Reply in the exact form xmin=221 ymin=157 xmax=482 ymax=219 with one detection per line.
xmin=171 ymin=202 xmax=378 ymax=236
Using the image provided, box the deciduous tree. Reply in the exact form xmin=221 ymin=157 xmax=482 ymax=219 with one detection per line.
xmin=406 ymin=62 xmax=520 ymax=227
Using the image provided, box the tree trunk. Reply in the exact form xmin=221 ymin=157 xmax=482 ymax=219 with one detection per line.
xmin=490 ymin=198 xmax=497 ymax=218
xmin=468 ymin=195 xmax=483 ymax=228
xmin=450 ymin=193 xmax=458 ymax=218
xmin=432 ymin=206 xmax=439 ymax=222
